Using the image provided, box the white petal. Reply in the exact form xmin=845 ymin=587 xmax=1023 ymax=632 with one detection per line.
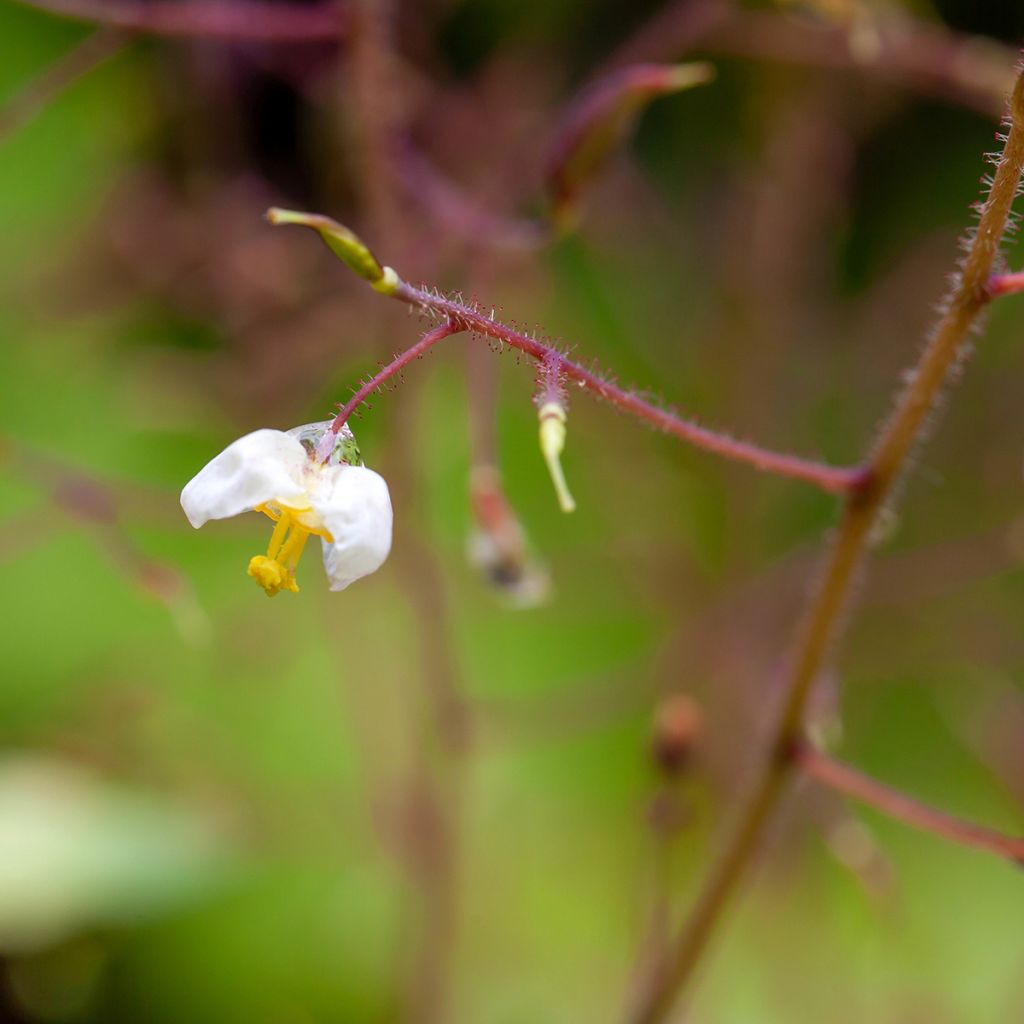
xmin=314 ymin=466 xmax=393 ymax=591
xmin=180 ymin=429 xmax=309 ymax=529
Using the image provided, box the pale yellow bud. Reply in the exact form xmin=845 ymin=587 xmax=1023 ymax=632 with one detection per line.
xmin=538 ymin=402 xmax=576 ymax=514
xmin=266 ymin=207 xmax=392 ymax=288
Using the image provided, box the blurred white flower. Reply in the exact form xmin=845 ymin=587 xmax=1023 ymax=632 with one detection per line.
xmin=181 ymin=423 xmax=392 ymax=595
xmin=0 ymin=756 xmax=226 ymax=953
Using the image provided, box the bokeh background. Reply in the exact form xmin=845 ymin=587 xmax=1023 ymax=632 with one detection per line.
xmin=1 ymin=0 xmax=1023 ymax=1021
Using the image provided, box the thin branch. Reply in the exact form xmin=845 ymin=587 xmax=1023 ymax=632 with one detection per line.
xmin=345 ymin=0 xmax=405 ymax=239
xmin=796 ymin=744 xmax=1024 ymax=863
xmin=626 ymin=69 xmax=1024 ymax=1024
xmin=701 ymin=10 xmax=1015 ymax=118
xmin=987 ymin=269 xmax=1024 ymax=297
xmin=387 ymin=377 xmax=472 ymax=1024
xmin=9 ymin=0 xmax=344 ymax=42
xmin=396 ymin=142 xmax=548 ymax=253
xmin=404 ymin=5 xmax=1015 ymax=253
xmin=389 ymin=282 xmax=863 ymax=494
xmin=600 ymin=1 xmax=1015 ymax=118
xmin=0 ymin=27 xmax=128 ymax=145
xmin=325 ymin=320 xmax=460 ymax=447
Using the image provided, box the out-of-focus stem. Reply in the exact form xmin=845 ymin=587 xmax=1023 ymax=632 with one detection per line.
xmin=626 ymin=70 xmax=1024 ymax=1024
xmin=345 ymin=0 xmax=405 ymax=238
xmin=601 ymin=0 xmax=1014 ymax=117
xmin=388 ymin=380 xmax=471 ymax=1024
xmin=796 ymin=745 xmax=1024 ymax=862
xmin=702 ymin=10 xmax=1015 ymax=118
xmin=9 ymin=0 xmax=343 ymax=40
xmin=0 ymin=27 xmax=127 ymax=145
xmin=629 ymin=784 xmax=688 ymax=1002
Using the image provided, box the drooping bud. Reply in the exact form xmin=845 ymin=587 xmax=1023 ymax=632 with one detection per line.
xmin=266 ymin=208 xmax=399 ymax=294
xmin=536 ymin=355 xmax=576 ymax=514
xmin=467 ymin=465 xmax=550 ymax=607
xmin=538 ymin=402 xmax=575 ymax=514
xmin=650 ymin=694 xmax=703 ymax=778
xmin=546 ymin=62 xmax=714 ymax=229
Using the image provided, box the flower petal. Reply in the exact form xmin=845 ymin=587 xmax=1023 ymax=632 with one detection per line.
xmin=180 ymin=430 xmax=309 ymax=529
xmin=314 ymin=466 xmax=393 ymax=591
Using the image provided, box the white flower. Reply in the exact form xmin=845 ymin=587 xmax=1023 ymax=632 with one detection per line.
xmin=181 ymin=423 xmax=392 ymax=596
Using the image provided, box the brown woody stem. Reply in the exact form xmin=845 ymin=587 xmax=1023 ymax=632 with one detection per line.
xmin=626 ymin=69 xmax=1024 ymax=1024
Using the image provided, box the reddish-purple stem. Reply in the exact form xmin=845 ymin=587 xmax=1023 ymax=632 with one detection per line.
xmin=390 ymin=281 xmax=864 ymax=494
xmin=796 ymin=744 xmax=1024 ymax=863
xmin=536 ymin=350 xmax=565 ymax=409
xmin=546 ymin=63 xmax=708 ymax=212
xmin=321 ymin=321 xmax=460 ymax=458
xmin=987 ymin=270 xmax=1024 ymax=297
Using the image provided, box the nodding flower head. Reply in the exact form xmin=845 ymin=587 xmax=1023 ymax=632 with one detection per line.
xmin=467 ymin=465 xmax=550 ymax=608
xmin=180 ymin=422 xmax=392 ymax=596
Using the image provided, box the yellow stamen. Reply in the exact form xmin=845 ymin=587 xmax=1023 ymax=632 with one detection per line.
xmin=265 ymin=510 xmax=291 ymax=560
xmin=247 ymin=506 xmax=332 ymax=597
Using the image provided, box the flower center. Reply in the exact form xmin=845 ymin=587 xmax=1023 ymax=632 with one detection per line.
xmin=247 ymin=505 xmax=332 ymax=597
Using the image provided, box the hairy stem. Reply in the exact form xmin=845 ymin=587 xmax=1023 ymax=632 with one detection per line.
xmin=370 ymin=281 xmax=862 ymax=493
xmin=796 ymin=745 xmax=1024 ymax=862
xmin=627 ymin=70 xmax=1024 ymax=1024
xmin=322 ymin=321 xmax=460 ymax=457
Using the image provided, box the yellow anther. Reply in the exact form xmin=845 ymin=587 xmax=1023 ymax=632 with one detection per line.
xmin=247 ymin=555 xmax=299 ymax=597
xmin=538 ymin=402 xmax=576 ymax=514
xmin=246 ymin=506 xmax=329 ymax=596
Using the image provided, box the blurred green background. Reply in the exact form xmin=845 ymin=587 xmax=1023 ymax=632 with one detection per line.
xmin=1 ymin=0 xmax=1023 ymax=1021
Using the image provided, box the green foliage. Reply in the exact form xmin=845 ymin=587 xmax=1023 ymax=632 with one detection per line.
xmin=1 ymin=3 xmax=1023 ymax=1022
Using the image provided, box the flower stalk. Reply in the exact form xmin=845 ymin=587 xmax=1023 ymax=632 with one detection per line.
xmin=319 ymin=321 xmax=462 ymax=461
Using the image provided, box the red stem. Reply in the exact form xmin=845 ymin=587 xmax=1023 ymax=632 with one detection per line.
xmin=9 ymin=0 xmax=344 ymax=41
xmin=796 ymin=744 xmax=1024 ymax=863
xmin=987 ymin=270 xmax=1024 ymax=298
xmin=392 ymin=281 xmax=864 ymax=494
xmin=323 ymin=320 xmax=460 ymax=456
